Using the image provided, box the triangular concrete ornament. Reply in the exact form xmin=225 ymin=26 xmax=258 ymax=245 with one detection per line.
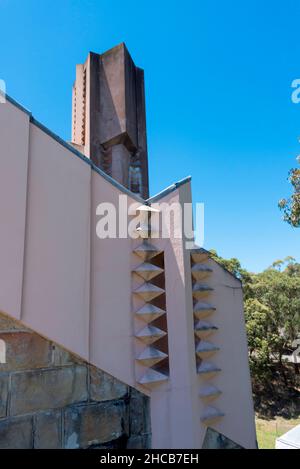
xmin=194 ymin=320 xmax=218 ymax=338
xmin=197 ymin=361 xmax=221 ymax=376
xmin=136 ymin=325 xmax=166 ymax=344
xmin=135 ymin=304 xmax=166 ymax=322
xmin=133 ymin=262 xmax=163 ymax=281
xmin=200 ymin=406 xmax=224 ymax=424
xmin=133 ymin=241 xmax=162 ymax=261
xmin=134 ymin=282 xmax=165 ymax=302
xmin=138 ymin=369 xmax=168 ymax=385
xmin=192 ymin=283 xmax=214 ymax=300
xmin=191 ymin=248 xmax=210 ymax=264
xmin=136 ymin=346 xmax=167 ymax=367
xmin=191 ymin=264 xmax=213 ymax=281
xmin=199 ymin=384 xmax=222 ymax=400
xmin=193 ymin=302 xmax=216 ymax=318
xmin=196 ymin=340 xmax=220 ymax=358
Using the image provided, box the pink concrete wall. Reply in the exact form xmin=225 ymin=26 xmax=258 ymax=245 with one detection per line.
xmin=0 ymin=101 xmax=29 ymax=320
xmin=90 ymin=173 xmax=138 ymax=388
xmin=21 ymin=124 xmax=91 ymax=359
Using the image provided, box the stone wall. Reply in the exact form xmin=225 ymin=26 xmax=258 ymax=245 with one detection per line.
xmin=0 ymin=312 xmax=151 ymax=449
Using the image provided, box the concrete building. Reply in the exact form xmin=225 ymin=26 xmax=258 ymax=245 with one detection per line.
xmin=0 ymin=44 xmax=256 ymax=449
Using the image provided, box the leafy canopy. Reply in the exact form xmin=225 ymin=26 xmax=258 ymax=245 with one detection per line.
xmin=279 ymin=156 xmax=300 ymax=227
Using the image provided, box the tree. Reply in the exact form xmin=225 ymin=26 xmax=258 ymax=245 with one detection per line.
xmin=244 ymin=298 xmax=274 ymax=384
xmin=249 ymin=265 xmax=300 ymax=367
xmin=279 ymin=157 xmax=300 ymax=227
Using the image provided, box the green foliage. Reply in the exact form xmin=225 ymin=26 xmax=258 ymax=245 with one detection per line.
xmin=279 ymin=159 xmax=300 ymax=227
xmin=244 ymin=299 xmax=273 ymax=382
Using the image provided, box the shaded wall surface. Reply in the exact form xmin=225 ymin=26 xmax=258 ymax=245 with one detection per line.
xmin=0 ymin=313 xmax=151 ymax=449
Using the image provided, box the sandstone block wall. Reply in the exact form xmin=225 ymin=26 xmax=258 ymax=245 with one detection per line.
xmin=0 ymin=312 xmax=151 ymax=449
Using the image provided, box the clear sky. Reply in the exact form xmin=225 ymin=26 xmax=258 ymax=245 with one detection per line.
xmin=0 ymin=0 xmax=299 ymax=272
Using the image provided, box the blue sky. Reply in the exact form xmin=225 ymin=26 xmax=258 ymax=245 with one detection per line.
xmin=0 ymin=0 xmax=299 ymax=272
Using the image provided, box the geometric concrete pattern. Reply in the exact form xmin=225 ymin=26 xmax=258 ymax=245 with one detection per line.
xmin=133 ymin=236 xmax=168 ymax=385
xmin=190 ymin=248 xmax=224 ymax=426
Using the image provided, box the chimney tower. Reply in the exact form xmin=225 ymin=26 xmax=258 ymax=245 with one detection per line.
xmin=71 ymin=43 xmax=149 ymax=199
